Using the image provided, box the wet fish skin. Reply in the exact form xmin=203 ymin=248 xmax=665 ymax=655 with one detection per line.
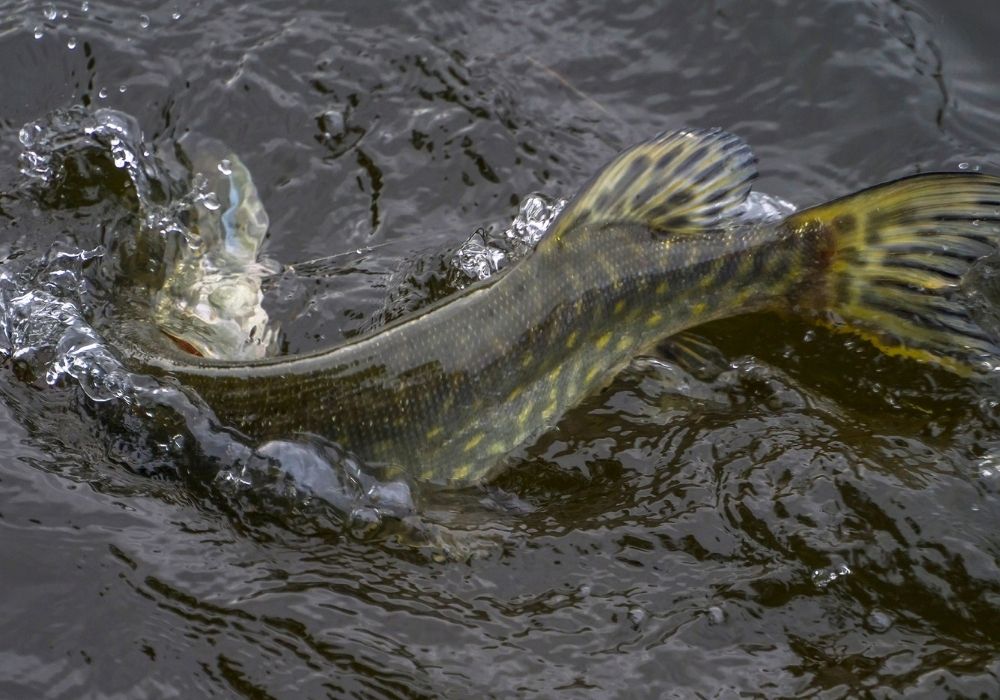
xmin=137 ymin=129 xmax=1000 ymax=484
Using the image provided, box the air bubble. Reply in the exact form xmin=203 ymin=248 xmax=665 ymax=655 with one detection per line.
xmin=866 ymin=610 xmax=892 ymax=632
xmin=217 ymin=159 xmax=232 ymax=176
xmin=138 ymin=13 xmax=150 ymax=28
xmin=42 ymin=4 xmax=57 ymax=20
xmin=67 ymin=36 xmax=77 ymax=49
xmin=626 ymin=606 xmax=646 ymax=629
xmin=706 ymin=606 xmax=725 ymax=625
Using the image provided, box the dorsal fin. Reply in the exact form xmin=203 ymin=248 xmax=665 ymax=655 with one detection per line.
xmin=545 ymin=128 xmax=758 ymax=241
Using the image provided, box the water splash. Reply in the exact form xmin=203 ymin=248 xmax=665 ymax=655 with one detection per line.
xmin=453 ymin=188 xmax=795 ymax=283
xmin=17 ymin=107 xmax=280 ymax=360
xmin=5 ymin=107 xmax=423 ymax=531
xmin=455 ymin=192 xmax=566 ymax=280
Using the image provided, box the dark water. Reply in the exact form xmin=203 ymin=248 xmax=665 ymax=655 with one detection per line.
xmin=2 ymin=1 xmax=1000 ymax=697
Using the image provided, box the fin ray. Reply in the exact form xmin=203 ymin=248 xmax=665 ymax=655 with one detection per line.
xmin=790 ymin=173 xmax=1000 ymax=375
xmin=545 ymin=127 xmax=758 ymax=243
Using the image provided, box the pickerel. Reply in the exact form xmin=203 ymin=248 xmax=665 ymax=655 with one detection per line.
xmin=137 ymin=129 xmax=1000 ymax=484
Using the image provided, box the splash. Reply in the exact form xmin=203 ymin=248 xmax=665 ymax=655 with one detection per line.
xmin=5 ymin=107 xmax=417 ymax=529
xmin=455 ymin=192 xmax=567 ymax=279
xmin=17 ymin=106 xmax=279 ymax=360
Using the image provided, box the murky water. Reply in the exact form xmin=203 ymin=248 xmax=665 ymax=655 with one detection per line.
xmin=2 ymin=1 xmax=1000 ymax=697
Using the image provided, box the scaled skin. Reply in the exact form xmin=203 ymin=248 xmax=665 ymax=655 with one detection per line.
xmin=135 ymin=129 xmax=1000 ymax=484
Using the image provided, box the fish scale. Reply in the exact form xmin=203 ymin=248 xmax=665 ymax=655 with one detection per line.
xmin=132 ymin=129 xmax=1000 ymax=484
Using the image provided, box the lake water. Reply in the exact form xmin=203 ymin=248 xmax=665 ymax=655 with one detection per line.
xmin=2 ymin=1 xmax=1000 ymax=697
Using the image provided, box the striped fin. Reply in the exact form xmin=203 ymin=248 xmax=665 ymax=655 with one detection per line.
xmin=545 ymin=128 xmax=757 ymax=242
xmin=789 ymin=173 xmax=1000 ymax=375
xmin=656 ymin=331 xmax=728 ymax=379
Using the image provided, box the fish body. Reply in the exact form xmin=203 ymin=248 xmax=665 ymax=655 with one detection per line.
xmin=139 ymin=129 xmax=1000 ymax=484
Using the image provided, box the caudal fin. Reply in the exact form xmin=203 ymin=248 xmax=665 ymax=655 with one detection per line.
xmin=789 ymin=173 xmax=1000 ymax=375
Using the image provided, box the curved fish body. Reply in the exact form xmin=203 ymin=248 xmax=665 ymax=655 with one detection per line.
xmin=139 ymin=129 xmax=1000 ymax=484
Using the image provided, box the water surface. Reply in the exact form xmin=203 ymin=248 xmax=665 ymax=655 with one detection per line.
xmin=2 ymin=1 xmax=1000 ymax=697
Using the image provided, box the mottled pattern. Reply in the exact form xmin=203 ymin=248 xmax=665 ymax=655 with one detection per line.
xmin=545 ymin=127 xmax=757 ymax=240
xmin=141 ymin=134 xmax=1000 ymax=484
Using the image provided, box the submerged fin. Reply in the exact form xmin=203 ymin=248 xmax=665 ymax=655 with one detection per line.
xmin=789 ymin=173 xmax=1000 ymax=375
xmin=545 ymin=127 xmax=758 ymax=242
xmin=655 ymin=332 xmax=729 ymax=379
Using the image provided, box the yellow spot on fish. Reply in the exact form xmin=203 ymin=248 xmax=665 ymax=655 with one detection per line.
xmin=585 ymin=365 xmax=602 ymax=384
xmin=656 ymin=280 xmax=669 ymax=295
xmin=518 ymin=402 xmax=533 ymax=426
xmin=521 ymin=352 xmax=534 ymax=369
xmin=566 ymin=330 xmax=579 ymax=349
xmin=691 ymin=302 xmax=707 ymax=316
xmin=507 ymin=385 xmax=524 ymax=403
xmin=451 ymin=463 xmax=472 ymax=483
xmin=646 ymin=311 xmax=663 ymax=328
xmin=488 ymin=441 xmax=506 ymax=456
xmin=615 ymin=336 xmax=632 ymax=353
xmin=596 ymin=332 xmax=613 ymax=350
xmin=614 ymin=299 xmax=627 ymax=315
xmin=426 ymin=425 xmax=443 ymax=441
xmin=464 ymin=433 xmax=485 ymax=451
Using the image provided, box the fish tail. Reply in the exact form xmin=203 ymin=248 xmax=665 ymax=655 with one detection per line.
xmin=787 ymin=173 xmax=1000 ymax=375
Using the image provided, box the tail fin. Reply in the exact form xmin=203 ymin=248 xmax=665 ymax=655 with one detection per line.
xmin=789 ymin=173 xmax=1000 ymax=376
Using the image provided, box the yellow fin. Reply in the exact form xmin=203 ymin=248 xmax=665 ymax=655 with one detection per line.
xmin=788 ymin=172 xmax=1000 ymax=375
xmin=546 ymin=128 xmax=757 ymax=242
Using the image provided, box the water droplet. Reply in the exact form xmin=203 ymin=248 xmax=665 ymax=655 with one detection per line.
xmin=118 ymin=84 xmax=127 ymax=94
xmin=803 ymin=329 xmax=815 ymax=343
xmin=33 ymin=25 xmax=44 ymax=39
xmin=812 ymin=562 xmax=852 ymax=588
xmin=42 ymin=4 xmax=57 ymax=20
xmin=866 ymin=609 xmax=892 ymax=632
xmin=348 ymin=505 xmax=383 ymax=539
xmin=171 ymin=11 xmax=181 ymax=20
xmin=81 ymin=1 xmax=90 ymax=12
xmin=626 ymin=606 xmax=646 ymax=629
xmin=706 ymin=606 xmax=725 ymax=625
xmin=168 ymin=434 xmax=185 ymax=454
xmin=200 ymin=192 xmax=221 ymax=211
xmin=217 ymin=159 xmax=232 ymax=176
xmin=138 ymin=13 xmax=150 ymax=28
xmin=97 ymin=87 xmax=108 ymax=99
xmin=959 ymin=162 xmax=970 ymax=170
xmin=67 ymin=36 xmax=77 ymax=49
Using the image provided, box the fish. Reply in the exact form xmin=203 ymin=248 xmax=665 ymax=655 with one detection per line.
xmin=132 ymin=128 xmax=1000 ymax=485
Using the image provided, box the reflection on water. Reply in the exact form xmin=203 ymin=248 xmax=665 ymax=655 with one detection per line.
xmin=1 ymin=0 xmax=1000 ymax=697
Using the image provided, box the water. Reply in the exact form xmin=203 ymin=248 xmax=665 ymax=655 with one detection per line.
xmin=2 ymin=0 xmax=1000 ymax=697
